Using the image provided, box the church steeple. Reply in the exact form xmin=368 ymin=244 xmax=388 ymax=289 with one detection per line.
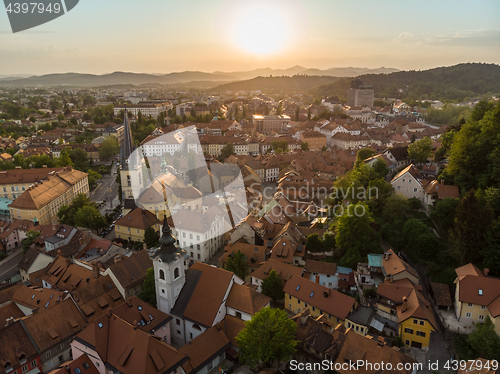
xmin=159 ymin=215 xmax=176 ymax=247
xmin=153 ymin=213 xmax=186 ymax=315
xmin=120 ymin=109 xmax=135 ymax=170
xmin=154 ymin=215 xmax=185 ymax=263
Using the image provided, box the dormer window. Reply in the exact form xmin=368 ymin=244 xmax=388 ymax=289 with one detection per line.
xmin=479 ymin=289 xmax=483 ymax=296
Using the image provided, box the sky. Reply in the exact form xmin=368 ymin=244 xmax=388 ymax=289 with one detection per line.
xmin=1 ymin=0 xmax=499 ymax=76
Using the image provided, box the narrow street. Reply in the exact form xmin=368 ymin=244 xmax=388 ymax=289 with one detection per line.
xmin=90 ymin=162 xmax=120 ymax=216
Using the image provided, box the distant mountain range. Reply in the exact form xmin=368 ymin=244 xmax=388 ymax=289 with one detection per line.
xmin=214 ymin=75 xmax=341 ymax=93
xmin=213 ymin=66 xmax=399 ymax=80
xmin=0 ymin=66 xmax=399 ymax=87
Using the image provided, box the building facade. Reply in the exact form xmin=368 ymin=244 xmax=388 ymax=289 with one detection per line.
xmin=114 ymin=104 xmax=166 ymax=119
xmin=347 ymin=79 xmax=374 ymax=107
xmin=8 ymin=167 xmax=89 ymax=225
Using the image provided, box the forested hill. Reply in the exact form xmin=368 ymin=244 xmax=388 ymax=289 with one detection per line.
xmin=312 ymin=63 xmax=500 ymax=101
xmin=214 ymin=75 xmax=340 ymax=93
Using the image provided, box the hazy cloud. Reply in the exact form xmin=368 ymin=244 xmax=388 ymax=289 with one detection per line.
xmin=394 ymin=29 xmax=500 ymax=47
xmin=429 ymin=29 xmax=500 ymax=47
xmin=394 ymin=32 xmax=417 ymax=43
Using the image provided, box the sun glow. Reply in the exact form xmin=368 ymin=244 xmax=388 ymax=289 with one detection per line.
xmin=231 ymin=4 xmax=293 ymax=56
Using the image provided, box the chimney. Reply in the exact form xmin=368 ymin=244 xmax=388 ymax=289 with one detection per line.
xmin=377 ymin=336 xmax=385 ymax=347
xmin=402 ymin=296 xmax=408 ymax=312
xmin=384 ymin=252 xmax=391 ymax=261
xmin=15 ymin=166 xmax=21 ymax=169
xmin=300 ymin=309 xmax=310 ymax=325
xmin=65 ymin=257 xmax=71 ymax=266
xmin=440 ymin=179 xmax=444 ymax=185
xmin=91 ymin=261 xmax=100 ymax=279
xmin=483 ymin=268 xmax=490 ymax=277
xmin=319 ymin=318 xmax=333 ymax=334
xmin=43 ymin=165 xmax=47 ymax=168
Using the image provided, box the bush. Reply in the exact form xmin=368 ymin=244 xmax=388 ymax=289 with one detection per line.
xmin=363 ymin=287 xmax=377 ymax=299
xmin=393 ymin=336 xmax=404 ymax=348
xmin=408 ymin=197 xmax=422 ymax=210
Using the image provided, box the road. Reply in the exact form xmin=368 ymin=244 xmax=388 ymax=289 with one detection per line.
xmin=90 ymin=162 xmax=120 ymax=215
xmin=0 ymin=248 xmax=23 ymax=283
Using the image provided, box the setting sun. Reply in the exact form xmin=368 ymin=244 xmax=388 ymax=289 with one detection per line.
xmin=232 ymin=5 xmax=292 ymax=55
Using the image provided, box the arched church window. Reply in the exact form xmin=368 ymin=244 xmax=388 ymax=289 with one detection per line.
xmin=174 ymin=267 xmax=179 ymax=279
xmin=159 ymin=269 xmax=165 ymax=280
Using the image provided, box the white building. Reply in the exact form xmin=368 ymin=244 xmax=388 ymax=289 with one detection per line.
xmin=390 ymin=164 xmax=427 ymax=202
xmin=171 ymin=207 xmax=225 ymax=263
xmin=140 ymin=132 xmax=184 ymax=157
xmin=186 ymin=134 xmax=203 ymax=154
xmin=114 ymin=104 xmax=166 ymax=119
xmin=153 ymin=217 xmax=271 ymax=347
xmin=176 ymin=102 xmax=193 ymax=117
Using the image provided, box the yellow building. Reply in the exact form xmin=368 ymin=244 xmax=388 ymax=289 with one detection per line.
xmin=344 ymin=306 xmax=376 ymax=336
xmin=115 ymin=207 xmax=161 ymax=243
xmin=454 ymin=263 xmax=500 ymax=336
xmin=300 ymin=131 xmax=327 ymax=151
xmin=284 ymin=275 xmax=356 ymax=327
xmin=0 ymin=166 xmax=66 ymax=200
xmin=378 ymin=278 xmax=437 ymax=349
xmin=8 ymin=166 xmax=88 ymax=225
xmin=399 ymin=313 xmax=436 ymax=350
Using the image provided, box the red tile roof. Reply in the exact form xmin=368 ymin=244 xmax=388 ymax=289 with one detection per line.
xmin=22 ymin=298 xmax=88 ymax=352
xmin=225 ymin=283 xmax=271 ymax=315
xmin=48 ymin=354 xmax=99 ymax=374
xmin=75 ymin=314 xmax=187 ymax=374
xmin=115 ymin=208 xmax=160 ymax=230
xmin=284 ymin=275 xmax=356 ymax=320
xmin=171 ymin=262 xmax=234 ymax=327
xmin=178 ymin=325 xmax=231 ymax=374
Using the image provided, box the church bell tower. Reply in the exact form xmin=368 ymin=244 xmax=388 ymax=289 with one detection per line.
xmin=153 ymin=215 xmax=186 ymax=314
